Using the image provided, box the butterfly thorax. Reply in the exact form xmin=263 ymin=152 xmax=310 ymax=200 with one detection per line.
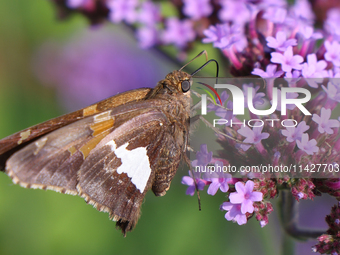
xmin=145 ymin=70 xmax=191 ymax=123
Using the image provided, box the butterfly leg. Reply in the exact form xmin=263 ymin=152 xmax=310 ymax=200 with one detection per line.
xmin=151 ymin=132 xmax=182 ymax=197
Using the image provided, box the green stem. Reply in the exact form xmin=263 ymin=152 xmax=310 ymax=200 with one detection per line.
xmin=282 ymin=234 xmax=295 ymax=255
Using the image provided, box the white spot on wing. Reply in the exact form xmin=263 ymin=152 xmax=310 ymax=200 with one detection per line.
xmin=106 ymin=140 xmax=151 ymax=193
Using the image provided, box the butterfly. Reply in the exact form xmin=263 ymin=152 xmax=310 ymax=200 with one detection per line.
xmin=0 ymin=51 xmax=217 ymax=236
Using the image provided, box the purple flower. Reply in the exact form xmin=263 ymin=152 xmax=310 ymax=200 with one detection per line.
xmin=263 ymin=6 xmax=287 ymax=24
xmin=136 ymin=26 xmax=159 ymax=49
xmin=162 ymin=18 xmax=195 ymax=49
xmin=191 ymin=144 xmax=213 ymax=168
xmin=328 ymin=69 xmax=340 ymax=79
xmin=298 ymin=26 xmax=323 ymax=40
xmin=208 ymin=91 xmax=229 ymax=112
xmin=33 ymin=29 xmax=166 ymax=111
xmin=284 ymin=70 xmax=301 ymax=86
xmin=290 ymin=0 xmax=315 ymax=23
xmin=322 ymin=81 xmax=340 ymax=102
xmin=284 ymin=70 xmax=301 ymax=79
xmin=266 ymin=31 xmax=297 ymax=51
xmin=107 ymin=0 xmax=138 ymax=24
xmin=205 ymin=161 xmax=232 ymax=196
xmin=220 ymin=202 xmax=247 ymax=225
xmin=324 ymin=8 xmax=340 ymax=40
xmin=270 ymin=46 xmax=304 ymax=72
xmin=218 ymin=0 xmax=251 ymax=25
xmin=181 ymin=171 xmax=205 ymax=196
xmin=251 ymin=64 xmax=284 ymax=78
xmin=274 ymin=89 xmax=298 ymax=111
xmin=243 ymin=84 xmax=265 ymax=108
xmin=207 ymin=178 xmax=230 ymax=195
xmin=183 ymin=0 xmax=213 ymax=20
xmin=214 ymin=100 xmax=233 ymax=123
xmin=302 ymin=53 xmax=327 ymax=80
xmin=301 ymin=54 xmax=328 ymax=88
xmin=260 ymin=0 xmax=286 ymax=8
xmin=324 ymin=40 xmax=340 ymax=67
xmin=312 ymin=108 xmax=340 ymax=135
xmin=229 ymin=181 xmax=263 ymax=214
xmin=237 ymin=125 xmax=270 ymax=151
xmin=296 ymin=133 xmax=319 ymax=155
xmin=209 ymin=92 xmax=234 ymax=125
xmin=281 ymin=120 xmax=310 ymax=142
xmin=138 ymin=1 xmax=161 ymax=26
xmin=202 ymin=24 xmax=247 ymax=51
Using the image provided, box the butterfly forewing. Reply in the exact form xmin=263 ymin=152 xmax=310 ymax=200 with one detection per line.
xmin=0 ymin=88 xmax=152 ymax=170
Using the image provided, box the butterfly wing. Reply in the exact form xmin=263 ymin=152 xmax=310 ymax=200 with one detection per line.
xmin=5 ymin=99 xmax=185 ymax=235
xmin=77 ymin=109 xmax=181 ymax=235
xmin=0 ymin=88 xmax=151 ymax=170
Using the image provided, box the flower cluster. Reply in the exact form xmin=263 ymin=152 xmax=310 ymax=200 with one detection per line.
xmin=33 ymin=28 xmax=167 ymax=110
xmin=54 ymin=0 xmax=199 ymax=50
xmin=220 ymin=181 xmax=263 ymax=225
xmin=313 ymin=202 xmax=340 ymax=254
xmin=182 ymin=144 xmax=269 ymax=226
xmin=188 ymin=73 xmax=340 ymax=216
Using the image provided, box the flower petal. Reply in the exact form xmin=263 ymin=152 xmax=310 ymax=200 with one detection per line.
xmin=235 ymin=181 xmax=246 ymax=194
xmin=235 ymin=214 xmax=247 ymax=225
xmin=220 ymin=182 xmax=229 ymax=193
xmin=207 ymin=182 xmax=220 ymax=196
xmin=229 ymin=192 xmax=244 ymax=204
xmin=181 ymin=176 xmax=194 ymax=186
xmin=221 ymin=202 xmax=233 ymax=211
xmin=244 ymin=180 xmax=255 ymax=193
xmin=241 ymin=199 xmax=254 ymax=214
xmin=186 ymin=185 xmax=195 ymax=196
xmin=250 ymin=191 xmax=263 ymax=202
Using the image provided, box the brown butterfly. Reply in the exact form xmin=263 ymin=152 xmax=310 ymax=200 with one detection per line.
xmin=0 ymin=51 xmax=216 ymax=236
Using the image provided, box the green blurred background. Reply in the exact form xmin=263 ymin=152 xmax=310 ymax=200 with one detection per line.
xmin=0 ymin=1 xmax=324 ymax=254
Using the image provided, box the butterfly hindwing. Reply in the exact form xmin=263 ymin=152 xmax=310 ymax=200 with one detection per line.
xmin=77 ymin=109 xmax=171 ymax=234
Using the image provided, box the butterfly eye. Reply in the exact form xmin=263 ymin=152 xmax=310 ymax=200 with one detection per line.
xmin=181 ymin=80 xmax=190 ymax=92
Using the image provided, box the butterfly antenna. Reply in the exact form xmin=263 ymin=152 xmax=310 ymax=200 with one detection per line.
xmin=191 ymin=59 xmax=219 ymax=78
xmin=179 ymin=50 xmax=208 ymax=71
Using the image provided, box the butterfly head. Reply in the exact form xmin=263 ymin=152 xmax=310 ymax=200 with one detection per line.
xmin=163 ymin=70 xmax=192 ymax=94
